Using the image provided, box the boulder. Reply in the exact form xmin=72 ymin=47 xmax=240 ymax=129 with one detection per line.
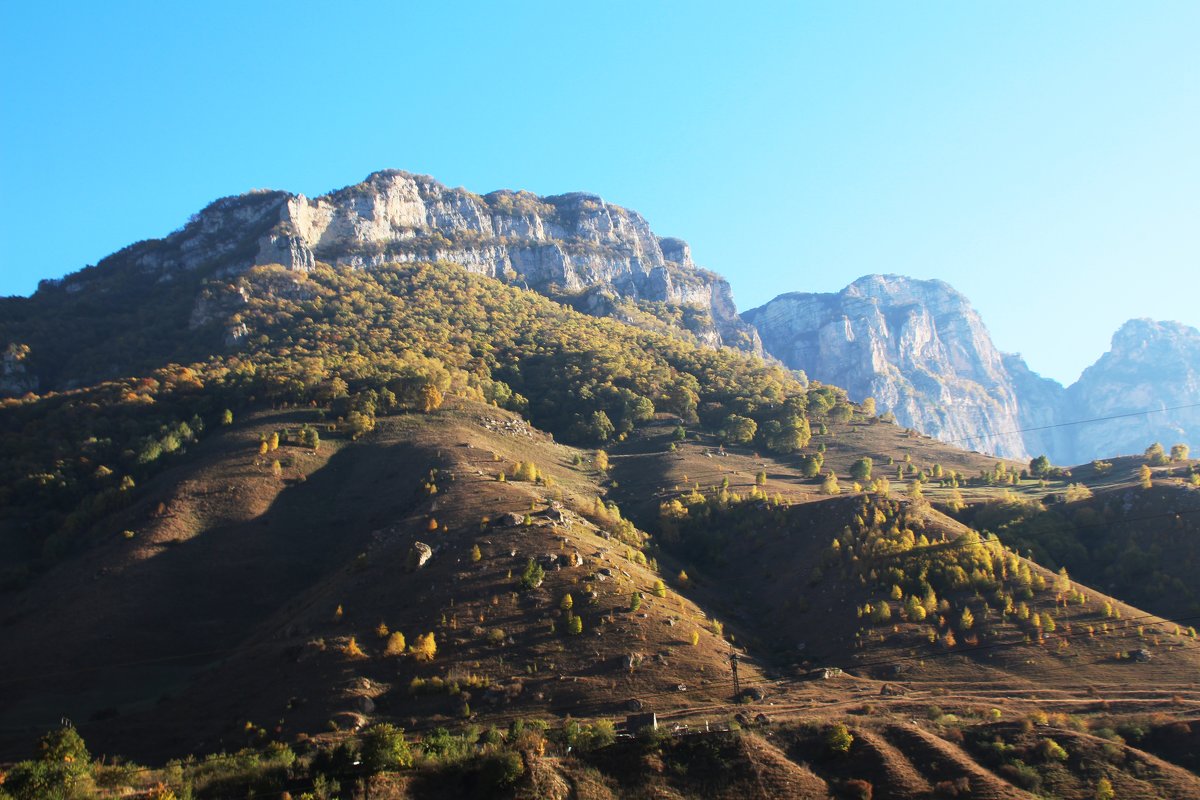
xmin=407 ymin=541 xmax=433 ymax=570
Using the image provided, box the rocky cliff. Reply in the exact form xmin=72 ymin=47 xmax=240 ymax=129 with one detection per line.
xmin=743 ymin=275 xmax=1030 ymax=459
xmin=1064 ymin=319 xmax=1200 ymax=462
xmin=113 ymin=170 xmax=760 ymax=354
xmin=746 ymin=277 xmax=1200 ymax=465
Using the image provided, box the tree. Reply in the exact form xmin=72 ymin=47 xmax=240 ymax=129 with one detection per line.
xmin=850 ymin=458 xmax=872 ymax=482
xmin=271 ymin=459 xmax=282 ymax=479
xmin=409 ymin=632 xmax=437 ymax=661
xmin=959 ymin=607 xmax=974 ymax=630
xmin=567 ymin=615 xmax=583 ymax=635
xmin=384 ymin=631 xmax=407 ymax=656
xmin=360 ymin=723 xmax=413 ymax=771
xmin=825 ymin=723 xmax=853 ymax=755
xmin=1145 ymin=442 xmax=1168 ymax=466
xmin=586 ymin=410 xmax=616 ymax=442
xmin=594 ymin=450 xmax=609 ymax=472
xmin=652 ymin=579 xmax=667 ymax=598
xmin=861 ymin=397 xmax=877 ymax=416
xmin=677 ymin=569 xmax=690 ymax=587
xmin=821 ymin=471 xmax=841 ymax=495
xmin=419 ymin=384 xmax=444 ymax=413
xmin=1171 ymin=443 xmax=1190 ymax=462
xmin=560 ymin=593 xmax=574 ymax=612
xmin=470 ymin=544 xmax=482 ymax=562
xmin=511 ymin=461 xmax=540 ymax=482
xmin=1094 ymin=777 xmax=1115 ymax=800
xmin=1139 ymin=463 xmax=1153 ymax=489
xmin=1029 ymin=454 xmax=1051 ymax=477
xmin=722 ymin=414 xmax=757 ymax=445
xmin=346 ymin=410 xmax=374 ymax=439
xmin=690 ymin=630 xmax=700 ymax=646
xmin=518 ymin=558 xmax=544 ymax=591
xmin=221 ymin=409 xmax=234 ymax=426
xmin=630 ymin=591 xmax=643 ymax=612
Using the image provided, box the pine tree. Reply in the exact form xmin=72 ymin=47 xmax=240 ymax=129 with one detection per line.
xmin=567 ymin=615 xmax=583 ymax=635
xmin=470 ymin=544 xmax=482 ymax=562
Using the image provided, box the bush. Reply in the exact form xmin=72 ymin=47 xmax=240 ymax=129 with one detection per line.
xmin=409 ymin=632 xmax=437 ymax=661
xmin=478 ymin=750 xmax=524 ymax=789
xmin=825 ymin=723 xmax=853 ymax=755
xmin=384 ymin=631 xmax=407 ymax=656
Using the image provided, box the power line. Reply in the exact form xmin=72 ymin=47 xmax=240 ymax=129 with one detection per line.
xmin=943 ymin=401 xmax=1200 ymax=447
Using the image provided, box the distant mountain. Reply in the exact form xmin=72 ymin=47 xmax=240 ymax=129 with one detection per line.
xmin=1064 ymin=318 xmax=1200 ymax=462
xmin=743 ymin=275 xmax=1029 ymax=459
xmin=746 ymin=277 xmax=1200 ymax=465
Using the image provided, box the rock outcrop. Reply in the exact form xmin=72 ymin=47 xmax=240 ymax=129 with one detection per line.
xmin=1064 ymin=319 xmax=1200 ymax=462
xmin=746 ymin=277 xmax=1200 ymax=465
xmin=83 ymin=171 xmax=758 ymax=353
xmin=744 ymin=275 xmax=1030 ymax=458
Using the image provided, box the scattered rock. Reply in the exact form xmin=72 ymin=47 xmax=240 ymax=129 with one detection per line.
xmin=407 ymin=541 xmax=433 ymax=570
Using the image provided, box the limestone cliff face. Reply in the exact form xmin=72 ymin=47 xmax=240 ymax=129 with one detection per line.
xmin=744 ymin=275 xmax=1029 ymax=459
xmin=49 ymin=171 xmax=759 ymax=354
xmin=1065 ymin=319 xmax=1200 ymax=462
xmin=252 ymin=171 xmax=759 ymax=351
xmin=745 ymin=275 xmax=1200 ymax=464
xmin=1000 ymin=354 xmax=1070 ymax=462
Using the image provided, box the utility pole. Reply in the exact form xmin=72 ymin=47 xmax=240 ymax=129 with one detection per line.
xmin=730 ymin=648 xmax=741 ymax=698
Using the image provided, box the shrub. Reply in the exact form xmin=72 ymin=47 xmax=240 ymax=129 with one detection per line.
xmin=478 ymin=750 xmax=524 ymax=790
xmin=343 ymin=636 xmax=367 ymax=659
xmin=360 ymin=723 xmax=413 ymax=771
xmin=409 ymin=632 xmax=437 ymax=661
xmin=518 ymin=559 xmax=544 ymax=591
xmin=652 ymin=579 xmax=667 ymax=598
xmin=825 ymin=723 xmax=853 ymax=755
xmin=630 ymin=592 xmax=643 ymax=612
xmin=384 ymin=631 xmax=407 ymax=656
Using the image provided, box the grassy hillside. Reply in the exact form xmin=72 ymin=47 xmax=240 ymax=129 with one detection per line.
xmin=3 ymin=258 xmax=1200 ymax=798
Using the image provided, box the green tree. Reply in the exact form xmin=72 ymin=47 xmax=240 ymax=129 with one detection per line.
xmin=221 ymin=408 xmax=234 ymax=426
xmin=850 ymin=457 xmax=872 ymax=482
xmin=825 ymin=723 xmax=853 ymax=755
xmin=1170 ymin=443 xmax=1190 ymax=461
xmin=861 ymin=397 xmax=876 ymax=416
xmin=518 ymin=558 xmax=545 ymax=591
xmin=567 ymin=615 xmax=583 ymax=635
xmin=652 ymin=579 xmax=667 ymax=598
xmin=722 ymin=414 xmax=757 ymax=445
xmin=821 ymin=471 xmax=841 ymax=495
xmin=360 ymin=723 xmax=413 ymax=771
xmin=1145 ymin=442 xmax=1168 ymax=466
xmin=1029 ymin=454 xmax=1051 ymax=477
xmin=630 ymin=591 xmax=643 ymax=612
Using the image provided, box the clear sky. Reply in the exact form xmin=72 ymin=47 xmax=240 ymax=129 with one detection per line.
xmin=1 ymin=2 xmax=1196 ymax=385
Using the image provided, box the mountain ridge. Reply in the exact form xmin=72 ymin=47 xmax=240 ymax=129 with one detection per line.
xmin=746 ymin=275 xmax=1199 ymax=465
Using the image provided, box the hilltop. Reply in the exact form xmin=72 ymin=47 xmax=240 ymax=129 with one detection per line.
xmin=1 ymin=173 xmax=1200 ymax=798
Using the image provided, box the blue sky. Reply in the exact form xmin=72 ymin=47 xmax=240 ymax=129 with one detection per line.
xmin=1 ymin=2 xmax=1196 ymax=385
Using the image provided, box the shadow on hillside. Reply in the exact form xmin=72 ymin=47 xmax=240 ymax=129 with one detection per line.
xmin=0 ymin=431 xmax=438 ymax=758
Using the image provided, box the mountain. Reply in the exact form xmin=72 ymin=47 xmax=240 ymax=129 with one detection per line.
xmin=746 ymin=277 xmax=1200 ymax=466
xmin=743 ymin=275 xmax=1030 ymax=459
xmin=4 ymin=172 xmax=1200 ymax=798
xmin=3 ymin=170 xmax=758 ymax=398
xmin=1064 ymin=319 xmax=1200 ymax=463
